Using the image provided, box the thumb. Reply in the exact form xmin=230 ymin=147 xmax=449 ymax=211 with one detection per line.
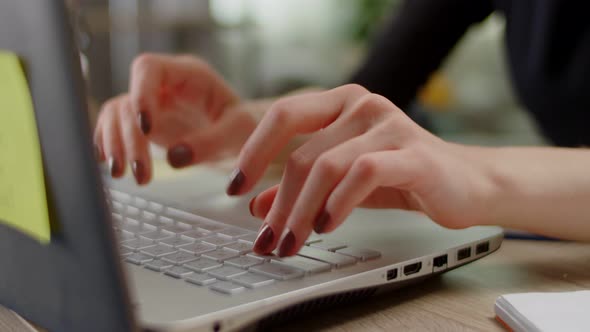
xmin=166 ymin=109 xmax=256 ymax=168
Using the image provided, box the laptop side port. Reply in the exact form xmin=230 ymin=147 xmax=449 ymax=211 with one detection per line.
xmin=386 ymin=268 xmax=398 ymax=281
xmin=457 ymin=247 xmax=472 ymax=261
xmin=476 ymin=241 xmax=490 ymax=255
xmin=403 ymin=262 xmax=422 ymax=276
xmin=432 ymin=254 xmax=448 ymax=272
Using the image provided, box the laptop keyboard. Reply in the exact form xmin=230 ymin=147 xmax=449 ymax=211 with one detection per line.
xmin=107 ymin=189 xmax=381 ymax=295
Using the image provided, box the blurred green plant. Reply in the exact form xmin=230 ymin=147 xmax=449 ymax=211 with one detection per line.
xmin=349 ymin=0 xmax=399 ymax=42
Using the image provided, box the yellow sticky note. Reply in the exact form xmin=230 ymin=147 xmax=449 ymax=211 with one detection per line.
xmin=0 ymin=51 xmax=51 ymax=243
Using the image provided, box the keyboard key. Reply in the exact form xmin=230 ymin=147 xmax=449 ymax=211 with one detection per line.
xmin=158 ymin=216 xmax=175 ymax=225
xmin=121 ymin=238 xmax=155 ymax=250
xmin=111 ymin=212 xmax=123 ymax=223
xmin=141 ymin=211 xmax=157 ymax=223
xmin=164 ymin=207 xmax=204 ymax=223
xmin=246 ymin=252 xmax=277 ymax=262
xmin=145 ymin=259 xmax=174 ymax=272
xmin=114 ymin=229 xmax=135 ymax=242
xmin=202 ymin=235 xmax=236 ymax=247
xmin=184 ymin=258 xmax=223 ymax=273
xmin=217 ymin=227 xmax=253 ymax=239
xmin=208 ymin=266 xmax=247 ymax=281
xmin=133 ymin=197 xmax=149 ymax=209
xmin=210 ymin=281 xmax=245 ymax=295
xmin=140 ymin=230 xmax=174 ymax=241
xmin=336 ymin=247 xmax=381 ymax=261
xmin=223 ymin=241 xmax=253 ymax=254
xmin=126 ymin=206 xmax=141 ymax=218
xmin=164 ymin=266 xmax=194 ymax=279
xmin=178 ymin=242 xmax=216 ymax=255
xmin=231 ymin=272 xmax=275 ymax=288
xmin=160 ymin=222 xmax=192 ymax=234
xmin=202 ymin=249 xmax=240 ymax=262
xmin=147 ymin=201 xmax=164 ymax=214
xmin=309 ymin=240 xmax=347 ymax=251
xmin=161 ymin=251 xmax=198 ymax=264
xmin=159 ymin=236 xmax=194 ymax=248
xmin=224 ymin=256 xmax=263 ymax=269
xmin=185 ymin=273 xmax=217 ymax=286
xmin=272 ymin=256 xmax=331 ymax=274
xmin=197 ymin=223 xmax=227 ymax=232
xmin=110 ymin=189 xmax=131 ymax=203
xmin=181 ymin=230 xmax=211 ymax=240
xmin=126 ymin=253 xmax=154 ymax=265
xmin=119 ymin=247 xmax=134 ymax=256
xmin=297 ymin=247 xmax=356 ymax=268
xmin=237 ymin=233 xmax=258 ymax=244
xmin=120 ymin=218 xmax=156 ymax=234
xmin=249 ymin=262 xmax=304 ymax=280
xmin=304 ymin=234 xmax=322 ymax=245
xmin=140 ymin=244 xmax=178 ymax=258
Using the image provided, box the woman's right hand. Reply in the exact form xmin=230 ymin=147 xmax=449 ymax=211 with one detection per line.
xmin=93 ymin=53 xmax=257 ymax=185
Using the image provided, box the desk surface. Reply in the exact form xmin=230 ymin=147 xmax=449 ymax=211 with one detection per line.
xmin=3 ymin=239 xmax=588 ymax=331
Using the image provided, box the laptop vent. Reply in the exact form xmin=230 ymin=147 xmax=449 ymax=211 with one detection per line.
xmin=256 ymin=287 xmax=378 ymax=330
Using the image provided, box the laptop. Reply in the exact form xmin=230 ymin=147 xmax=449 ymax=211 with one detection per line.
xmin=0 ymin=1 xmax=504 ymax=331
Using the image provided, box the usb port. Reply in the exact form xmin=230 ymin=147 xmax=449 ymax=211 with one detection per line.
xmin=386 ymin=268 xmax=398 ymax=280
xmin=457 ymin=247 xmax=472 ymax=261
xmin=476 ymin=241 xmax=490 ymax=255
xmin=403 ymin=262 xmax=422 ymax=276
xmin=433 ymin=254 xmax=448 ymax=268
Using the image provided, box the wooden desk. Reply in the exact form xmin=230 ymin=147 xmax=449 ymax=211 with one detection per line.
xmin=2 ymin=239 xmax=588 ymax=331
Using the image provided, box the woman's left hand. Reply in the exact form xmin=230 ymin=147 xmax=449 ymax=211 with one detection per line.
xmin=226 ymin=84 xmax=495 ymax=257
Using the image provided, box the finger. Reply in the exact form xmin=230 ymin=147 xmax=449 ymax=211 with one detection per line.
xmin=249 ymin=185 xmax=279 ymax=219
xmin=228 ymin=84 xmax=370 ymax=196
xmin=322 ymin=149 xmax=424 ymax=233
xmin=118 ymin=99 xmax=152 ymax=185
xmin=101 ymin=102 xmax=126 ymax=178
xmin=93 ymin=116 xmax=106 ymax=162
xmin=277 ymin=130 xmax=394 ymax=256
xmin=166 ymin=110 xmax=255 ymax=168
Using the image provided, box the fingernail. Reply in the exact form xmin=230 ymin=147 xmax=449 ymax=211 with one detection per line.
xmin=249 ymin=196 xmax=257 ymax=217
xmin=94 ymin=144 xmax=103 ymax=162
xmin=253 ymin=224 xmax=275 ymax=254
xmin=138 ymin=111 xmax=151 ymax=135
xmin=167 ymin=144 xmax=193 ymax=168
xmin=132 ymin=160 xmax=147 ymax=185
xmin=314 ymin=210 xmax=331 ymax=234
xmin=226 ymin=169 xmax=245 ymax=196
xmin=278 ymin=230 xmax=296 ymax=257
xmin=109 ymin=157 xmax=121 ymax=177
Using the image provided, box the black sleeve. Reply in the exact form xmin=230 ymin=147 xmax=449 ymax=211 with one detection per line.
xmin=350 ymin=0 xmax=494 ymax=109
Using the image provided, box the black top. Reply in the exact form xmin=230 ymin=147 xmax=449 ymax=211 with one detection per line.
xmin=351 ymin=0 xmax=590 ymax=147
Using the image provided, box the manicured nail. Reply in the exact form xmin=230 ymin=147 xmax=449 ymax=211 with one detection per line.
xmin=314 ymin=210 xmax=331 ymax=234
xmin=253 ymin=224 xmax=275 ymax=254
xmin=138 ymin=111 xmax=151 ymax=135
xmin=278 ymin=230 xmax=296 ymax=257
xmin=249 ymin=196 xmax=257 ymax=217
xmin=132 ymin=160 xmax=147 ymax=185
xmin=94 ymin=144 xmax=103 ymax=162
xmin=226 ymin=169 xmax=245 ymax=196
xmin=109 ymin=157 xmax=121 ymax=177
xmin=167 ymin=144 xmax=193 ymax=168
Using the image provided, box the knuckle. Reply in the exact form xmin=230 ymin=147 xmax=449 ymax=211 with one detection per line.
xmin=315 ymin=155 xmax=343 ymax=176
xmin=341 ymin=83 xmax=369 ymax=96
xmin=286 ymin=149 xmax=313 ymax=175
xmin=268 ymin=99 xmax=293 ymax=125
xmin=353 ymin=155 xmax=378 ymax=178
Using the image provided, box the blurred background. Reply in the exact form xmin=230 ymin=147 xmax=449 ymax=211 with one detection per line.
xmin=77 ymin=0 xmax=546 ymax=147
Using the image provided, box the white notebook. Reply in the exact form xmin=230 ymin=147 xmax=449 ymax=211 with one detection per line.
xmin=495 ymin=291 xmax=590 ymax=332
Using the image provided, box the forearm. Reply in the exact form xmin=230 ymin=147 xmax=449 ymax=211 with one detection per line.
xmin=467 ymin=145 xmax=590 ymax=241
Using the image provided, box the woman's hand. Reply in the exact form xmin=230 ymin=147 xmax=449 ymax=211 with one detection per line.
xmin=94 ymin=53 xmax=256 ymax=184
xmin=227 ymin=84 xmax=496 ymax=256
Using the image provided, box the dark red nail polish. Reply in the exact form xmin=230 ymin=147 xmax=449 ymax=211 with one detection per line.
xmin=109 ymin=157 xmax=121 ymax=177
xmin=278 ymin=230 xmax=296 ymax=257
xmin=314 ymin=210 xmax=331 ymax=234
xmin=253 ymin=224 xmax=275 ymax=254
xmin=132 ymin=160 xmax=147 ymax=185
xmin=167 ymin=144 xmax=193 ymax=168
xmin=138 ymin=111 xmax=151 ymax=135
xmin=249 ymin=196 xmax=257 ymax=217
xmin=226 ymin=169 xmax=245 ymax=196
